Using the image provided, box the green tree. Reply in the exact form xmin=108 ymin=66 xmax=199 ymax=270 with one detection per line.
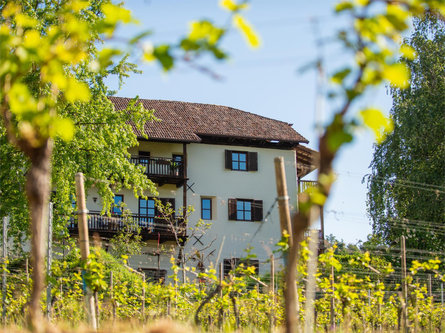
xmin=0 ymin=0 xmax=257 ymax=327
xmin=367 ymin=16 xmax=445 ymax=252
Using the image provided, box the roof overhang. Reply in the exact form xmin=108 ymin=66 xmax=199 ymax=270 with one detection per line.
xmin=296 ymin=145 xmax=319 ymax=178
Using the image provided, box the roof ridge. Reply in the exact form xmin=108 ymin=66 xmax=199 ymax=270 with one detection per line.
xmin=109 ymin=96 xmax=294 ymax=127
xmin=108 ymin=96 xmax=309 ymax=144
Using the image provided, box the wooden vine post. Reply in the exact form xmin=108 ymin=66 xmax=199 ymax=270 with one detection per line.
xmin=275 ymin=156 xmax=300 ymax=331
xmin=274 ymin=157 xmax=293 ymax=247
xmin=46 ymin=202 xmax=53 ymax=320
xmin=401 ymin=236 xmax=408 ymax=332
xmin=270 ymin=254 xmax=275 ymax=329
xmin=330 ymin=265 xmax=335 ymax=331
xmin=75 ymin=172 xmax=97 ymax=330
xmin=2 ymin=216 xmax=7 ymax=324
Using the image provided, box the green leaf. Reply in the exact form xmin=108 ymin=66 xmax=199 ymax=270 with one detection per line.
xmin=331 ymin=68 xmax=351 ymax=85
xmin=153 ymin=45 xmax=174 ymax=71
xmin=359 ymin=108 xmax=393 ymax=143
xmin=129 ymin=30 xmax=152 ymax=45
xmin=382 ymin=63 xmax=410 ymax=88
xmin=53 ymin=117 xmax=74 ymax=141
xmin=335 ymin=1 xmax=354 ymax=12
xmin=233 ymin=14 xmax=261 ymax=48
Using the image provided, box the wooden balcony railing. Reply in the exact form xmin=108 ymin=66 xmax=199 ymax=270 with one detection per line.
xmin=130 ymin=156 xmax=184 ymax=178
xmin=298 ymin=180 xmax=318 ymax=193
xmin=68 ymin=212 xmax=186 ymax=241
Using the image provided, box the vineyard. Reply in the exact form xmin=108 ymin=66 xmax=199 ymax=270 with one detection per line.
xmin=2 ymin=241 xmax=444 ymax=332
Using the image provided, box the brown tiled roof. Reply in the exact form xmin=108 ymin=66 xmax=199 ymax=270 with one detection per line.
xmin=109 ymin=97 xmax=309 ymax=144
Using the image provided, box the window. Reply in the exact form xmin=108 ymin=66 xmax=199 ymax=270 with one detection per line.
xmin=225 ymin=150 xmax=258 ymax=171
xmin=228 ymin=198 xmax=263 ymax=222
xmin=139 ymin=198 xmax=155 ymax=227
xmin=138 ymin=197 xmax=175 ymax=228
xmin=223 ymin=258 xmax=259 ymax=277
xmin=172 ymin=154 xmax=184 ymax=176
xmin=112 ymin=195 xmax=124 ymax=215
xmin=138 ymin=151 xmax=150 ymax=166
xmin=139 ymin=268 xmax=167 ymax=284
xmin=232 ymin=152 xmax=247 ymax=170
xmin=236 ymin=200 xmax=251 ymax=221
xmin=201 ymin=198 xmax=212 ymax=220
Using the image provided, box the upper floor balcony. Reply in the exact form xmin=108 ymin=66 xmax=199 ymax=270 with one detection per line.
xmin=298 ymin=180 xmax=318 ymax=193
xmin=68 ymin=212 xmax=186 ymax=242
xmin=130 ymin=156 xmax=186 ymax=187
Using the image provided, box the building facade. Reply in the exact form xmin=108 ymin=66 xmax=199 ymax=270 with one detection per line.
xmin=69 ymin=98 xmax=314 ymax=281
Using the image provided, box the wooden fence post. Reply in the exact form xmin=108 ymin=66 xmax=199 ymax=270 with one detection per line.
xmin=401 ymin=236 xmax=408 ymax=332
xmin=330 ymin=265 xmax=335 ymax=331
xmin=75 ymin=172 xmax=97 ymax=330
xmin=274 ymin=157 xmax=293 ymax=247
xmin=270 ymin=254 xmax=275 ymax=329
xmin=275 ymin=156 xmax=300 ymax=332
xmin=2 ymin=216 xmax=8 ymax=324
xmin=304 ymin=229 xmax=319 ymax=333
xmin=441 ymin=282 xmax=444 ymax=307
xmin=110 ymin=271 xmax=116 ymax=322
xmin=26 ymin=258 xmax=29 ymax=283
xmin=46 ymin=202 xmax=53 ymax=320
xmin=142 ymin=273 xmax=146 ymax=321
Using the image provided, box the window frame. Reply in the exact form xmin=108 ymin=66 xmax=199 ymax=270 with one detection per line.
xmin=231 ymin=151 xmax=248 ymax=171
xmin=139 ymin=268 xmax=167 ymax=284
xmin=201 ymin=197 xmax=212 ymax=220
xmin=225 ymin=150 xmax=258 ymax=171
xmin=138 ymin=197 xmax=156 ymax=225
xmin=112 ymin=194 xmax=124 ymax=215
xmin=228 ymin=198 xmax=263 ymax=222
xmin=236 ymin=199 xmax=252 ymax=221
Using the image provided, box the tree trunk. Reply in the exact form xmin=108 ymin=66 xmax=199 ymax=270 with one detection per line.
xmin=24 ymin=139 xmax=53 ymax=330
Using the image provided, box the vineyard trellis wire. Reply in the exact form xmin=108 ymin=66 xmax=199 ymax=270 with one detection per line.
xmin=1 ymin=217 xmax=444 ymax=331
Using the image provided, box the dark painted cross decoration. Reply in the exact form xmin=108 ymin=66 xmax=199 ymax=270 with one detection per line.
xmin=186 ymin=182 xmax=196 ymax=193
xmin=193 ymin=234 xmax=204 ymax=246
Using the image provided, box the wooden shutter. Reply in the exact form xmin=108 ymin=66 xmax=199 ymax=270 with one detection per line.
xmin=252 ymin=200 xmax=263 ymax=221
xmin=228 ymin=198 xmax=237 ymax=220
xmin=225 ymin=150 xmax=232 ymax=169
xmin=247 ymin=152 xmax=258 ymax=171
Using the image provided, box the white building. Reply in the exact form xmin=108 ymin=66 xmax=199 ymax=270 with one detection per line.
xmin=70 ymin=98 xmax=315 ymax=282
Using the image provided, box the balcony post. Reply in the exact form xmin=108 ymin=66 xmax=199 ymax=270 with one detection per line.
xmin=182 ymin=143 xmax=187 ymax=218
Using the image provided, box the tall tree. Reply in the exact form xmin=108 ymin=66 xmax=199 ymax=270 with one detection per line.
xmin=0 ymin=0 xmax=258 ymax=328
xmin=367 ymin=15 xmax=445 ymax=252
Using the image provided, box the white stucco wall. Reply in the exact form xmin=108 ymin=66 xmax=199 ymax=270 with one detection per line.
xmin=185 ymin=143 xmax=297 ymax=276
xmin=84 ymin=141 xmax=298 ymax=278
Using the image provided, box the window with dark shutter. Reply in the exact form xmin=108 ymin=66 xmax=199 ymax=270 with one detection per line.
xmin=247 ymin=152 xmax=258 ymax=171
xmin=228 ymin=198 xmax=237 ymax=220
xmin=228 ymin=198 xmax=263 ymax=222
xmin=252 ymin=200 xmax=263 ymax=221
xmin=140 ymin=268 xmax=167 ymax=284
xmin=225 ymin=150 xmax=258 ymax=171
xmin=225 ymin=150 xmax=232 ymax=169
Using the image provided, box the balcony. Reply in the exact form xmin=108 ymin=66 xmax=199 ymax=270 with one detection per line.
xmin=68 ymin=212 xmax=186 ymax=242
xmin=130 ymin=156 xmax=186 ymax=187
xmin=298 ymin=180 xmax=318 ymax=193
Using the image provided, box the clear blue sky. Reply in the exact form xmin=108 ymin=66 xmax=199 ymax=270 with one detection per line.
xmin=109 ymin=0 xmax=393 ymax=244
